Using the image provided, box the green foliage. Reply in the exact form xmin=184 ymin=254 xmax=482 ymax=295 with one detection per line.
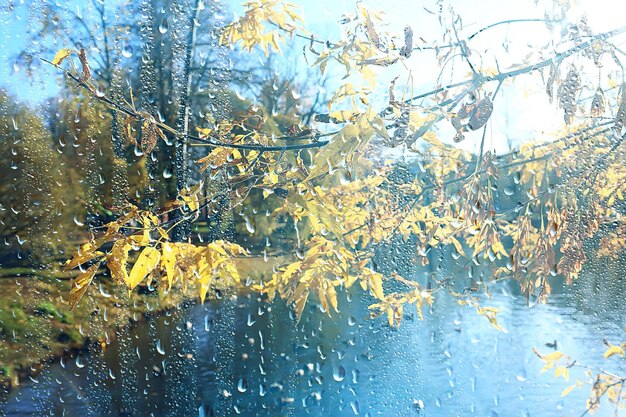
xmin=0 ymin=302 xmax=27 ymax=339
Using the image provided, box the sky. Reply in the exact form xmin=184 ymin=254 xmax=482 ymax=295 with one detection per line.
xmin=1 ymin=0 xmax=626 ymax=155
xmin=295 ymin=0 xmax=626 ymax=154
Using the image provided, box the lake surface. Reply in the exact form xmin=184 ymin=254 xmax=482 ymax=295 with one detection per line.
xmin=1 ymin=271 xmax=625 ymax=417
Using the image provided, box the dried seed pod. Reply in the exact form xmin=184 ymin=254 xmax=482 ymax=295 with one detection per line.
xmin=468 ymin=95 xmax=493 ymax=131
xmin=138 ymin=111 xmax=158 ymax=154
xmin=400 ymin=26 xmax=413 ymax=58
xmin=590 ymin=40 xmax=604 ymax=67
xmin=557 ymin=65 xmax=581 ymax=125
xmin=450 ymin=92 xmax=493 ymax=134
xmin=364 ymin=11 xmax=383 ymax=50
xmin=545 ymin=63 xmax=558 ymax=103
xmin=141 ymin=119 xmax=157 ymax=154
xmin=590 ymin=87 xmax=605 ymax=118
xmin=614 ymin=83 xmax=626 ymax=134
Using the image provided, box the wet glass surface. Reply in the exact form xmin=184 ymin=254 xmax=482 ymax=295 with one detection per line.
xmin=2 ymin=0 xmax=626 ymax=416
xmin=3 ymin=272 xmax=624 ymax=417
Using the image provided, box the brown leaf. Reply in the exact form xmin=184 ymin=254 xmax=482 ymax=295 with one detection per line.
xmin=124 ymin=115 xmax=136 ymax=145
xmin=70 ymin=261 xmax=101 ymax=310
xmin=107 ymin=239 xmax=131 ymax=283
xmin=65 ymin=241 xmax=104 ymax=270
xmin=78 ymin=48 xmax=91 ymax=82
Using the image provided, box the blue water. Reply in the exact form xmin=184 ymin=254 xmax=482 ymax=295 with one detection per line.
xmin=2 ymin=274 xmax=625 ymax=417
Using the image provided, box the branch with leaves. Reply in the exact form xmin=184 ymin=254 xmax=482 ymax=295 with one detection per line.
xmin=49 ymin=1 xmax=626 ymax=373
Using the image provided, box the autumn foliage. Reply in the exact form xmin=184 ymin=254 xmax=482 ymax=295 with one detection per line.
xmin=50 ymin=1 xmax=626 ymax=411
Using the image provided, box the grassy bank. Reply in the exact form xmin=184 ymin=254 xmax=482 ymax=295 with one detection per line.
xmin=0 ymin=256 xmax=278 ymax=390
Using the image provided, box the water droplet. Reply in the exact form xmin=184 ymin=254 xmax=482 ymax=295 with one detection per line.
xmin=99 ymin=283 xmax=111 ymax=297
xmin=237 ymin=378 xmax=248 ymax=393
xmin=333 ymin=365 xmax=345 ymax=382
xmin=156 ymin=339 xmax=166 ymax=355
xmin=413 ymin=399 xmax=425 ymax=410
xmin=244 ymin=216 xmax=255 ymax=233
xmin=159 ymin=17 xmax=169 ymax=34
xmin=75 ymin=355 xmax=85 ymax=368
xmin=122 ymin=45 xmax=133 ymax=58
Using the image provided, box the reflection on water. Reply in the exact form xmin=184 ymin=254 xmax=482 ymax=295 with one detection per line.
xmin=2 ymin=271 xmax=625 ymax=417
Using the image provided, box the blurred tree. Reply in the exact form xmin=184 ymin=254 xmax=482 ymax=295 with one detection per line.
xmin=0 ymin=90 xmax=78 ymax=265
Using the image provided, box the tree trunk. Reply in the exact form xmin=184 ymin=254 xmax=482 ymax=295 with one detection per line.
xmin=139 ymin=0 xmax=159 ymax=210
xmin=172 ymin=0 xmax=201 ymax=242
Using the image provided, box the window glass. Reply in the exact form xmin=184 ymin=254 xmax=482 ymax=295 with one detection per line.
xmin=0 ymin=0 xmax=625 ymax=415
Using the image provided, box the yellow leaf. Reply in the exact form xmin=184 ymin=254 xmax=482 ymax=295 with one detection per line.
xmin=302 ymin=194 xmax=344 ymax=239
xmin=329 ymin=110 xmax=357 ymax=123
xmin=541 ymin=362 xmax=555 ymax=373
xmin=126 ymin=247 xmax=161 ymax=290
xmin=603 ymin=345 xmax=625 ymax=358
xmin=70 ymin=261 xmax=101 ymax=310
xmin=387 ymin=306 xmax=394 ymax=327
xmin=198 ymin=265 xmax=213 ymax=304
xmin=408 ymin=112 xmax=443 ymax=143
xmin=51 ymin=48 xmax=74 ymax=66
xmin=179 ymin=181 xmax=204 ymax=212
xmin=554 ymin=365 xmax=569 ymax=381
xmin=266 ymin=165 xmax=279 ymax=185
xmin=364 ymin=269 xmax=385 ymax=299
xmin=269 ymin=32 xmax=282 ymax=53
xmin=161 ymin=242 xmax=177 ymax=290
xmin=542 ymin=351 xmax=565 ymax=361
xmin=157 ymin=227 xmax=169 ymax=240
xmin=293 ymin=291 xmax=309 ymax=322
xmin=327 ymin=284 xmax=339 ymax=312
xmin=361 ymin=66 xmax=376 ymax=89
xmin=129 ymin=231 xmax=150 ymax=246
xmin=180 ymin=194 xmax=199 ymax=212
xmin=561 ymin=385 xmax=576 ymax=397
xmin=305 ymin=109 xmax=384 ymax=182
